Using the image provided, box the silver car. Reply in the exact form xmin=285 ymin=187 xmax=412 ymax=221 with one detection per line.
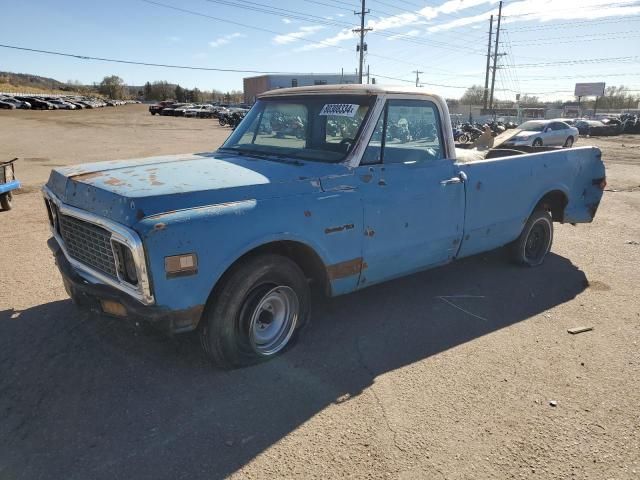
xmin=504 ymin=120 xmax=579 ymax=148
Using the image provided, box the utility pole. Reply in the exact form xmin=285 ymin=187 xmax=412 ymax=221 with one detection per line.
xmin=353 ymin=0 xmax=372 ymax=84
xmin=489 ymin=0 xmax=502 ymax=111
xmin=366 ymin=64 xmax=370 ymax=84
xmin=413 ymin=70 xmax=423 ymax=87
xmin=483 ymin=15 xmax=493 ymax=110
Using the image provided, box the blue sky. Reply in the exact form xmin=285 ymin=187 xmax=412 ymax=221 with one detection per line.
xmin=2 ymin=0 xmax=640 ymax=100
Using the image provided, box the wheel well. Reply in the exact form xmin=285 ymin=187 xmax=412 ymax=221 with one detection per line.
xmin=536 ymin=190 xmax=568 ymax=222
xmin=215 ymin=241 xmax=330 ymax=299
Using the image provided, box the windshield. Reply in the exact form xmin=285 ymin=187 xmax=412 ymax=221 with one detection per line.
xmin=518 ymin=121 xmax=546 ymax=132
xmin=220 ymin=95 xmax=376 ymax=163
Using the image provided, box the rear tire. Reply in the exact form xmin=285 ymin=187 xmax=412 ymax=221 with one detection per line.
xmin=563 ymin=136 xmax=574 ymax=148
xmin=532 ymin=138 xmax=543 ymax=147
xmin=199 ymin=254 xmax=310 ymax=368
xmin=0 ymin=192 xmax=13 ymax=211
xmin=511 ymin=209 xmax=553 ymax=267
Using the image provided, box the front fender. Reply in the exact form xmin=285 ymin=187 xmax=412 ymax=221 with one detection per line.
xmin=134 ymin=192 xmax=363 ymax=312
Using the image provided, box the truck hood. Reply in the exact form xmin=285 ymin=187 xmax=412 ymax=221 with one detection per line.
xmin=46 ymin=151 xmax=342 ymax=227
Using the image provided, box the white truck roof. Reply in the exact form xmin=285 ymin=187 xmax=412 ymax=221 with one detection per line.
xmin=259 ymin=84 xmax=441 ymax=98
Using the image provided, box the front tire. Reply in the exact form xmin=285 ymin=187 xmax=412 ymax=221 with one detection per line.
xmin=532 ymin=138 xmax=543 ymax=147
xmin=511 ymin=209 xmax=553 ymax=267
xmin=0 ymin=192 xmax=13 ymax=211
xmin=199 ymin=254 xmax=310 ymax=368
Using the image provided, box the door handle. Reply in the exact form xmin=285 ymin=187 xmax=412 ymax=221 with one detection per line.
xmin=440 ymin=172 xmax=467 ymax=186
xmin=441 ymin=177 xmax=462 ymax=186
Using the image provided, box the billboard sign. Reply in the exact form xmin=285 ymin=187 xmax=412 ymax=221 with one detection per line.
xmin=574 ymin=82 xmax=605 ymax=97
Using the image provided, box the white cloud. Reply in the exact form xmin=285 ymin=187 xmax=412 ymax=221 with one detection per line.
xmin=305 ymin=0 xmax=640 ymax=50
xmin=296 ymin=28 xmax=355 ymax=51
xmin=336 ymin=13 xmax=345 ymax=17
xmin=282 ymin=18 xmax=292 ymax=24
xmin=209 ymin=32 xmax=245 ymax=48
xmin=273 ymin=25 xmax=325 ymax=45
xmin=429 ymin=0 xmax=640 ymax=32
xmin=167 ymin=36 xmax=181 ymax=43
xmin=387 ymin=29 xmax=421 ymax=40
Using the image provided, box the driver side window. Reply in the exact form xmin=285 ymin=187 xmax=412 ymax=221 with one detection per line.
xmin=362 ymin=100 xmax=444 ymax=165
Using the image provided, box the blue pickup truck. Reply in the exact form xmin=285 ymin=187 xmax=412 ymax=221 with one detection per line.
xmin=43 ymin=85 xmax=606 ymax=367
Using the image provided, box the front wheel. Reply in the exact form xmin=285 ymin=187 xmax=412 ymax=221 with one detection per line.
xmin=458 ymin=133 xmax=470 ymax=144
xmin=532 ymin=138 xmax=543 ymax=147
xmin=511 ymin=209 xmax=553 ymax=267
xmin=199 ymin=254 xmax=310 ymax=368
xmin=0 ymin=192 xmax=13 ymax=211
xmin=219 ymin=118 xmax=227 ymax=126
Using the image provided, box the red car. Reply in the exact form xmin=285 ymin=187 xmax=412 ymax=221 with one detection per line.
xmin=149 ymin=101 xmax=175 ymax=115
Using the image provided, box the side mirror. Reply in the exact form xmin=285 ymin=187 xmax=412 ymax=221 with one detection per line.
xmin=544 ymin=127 xmax=551 ymax=133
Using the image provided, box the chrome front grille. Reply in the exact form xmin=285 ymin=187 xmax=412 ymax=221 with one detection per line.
xmin=57 ymin=212 xmax=118 ymax=278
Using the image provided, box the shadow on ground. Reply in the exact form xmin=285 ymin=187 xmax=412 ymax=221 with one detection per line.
xmin=0 ymin=250 xmax=587 ymax=480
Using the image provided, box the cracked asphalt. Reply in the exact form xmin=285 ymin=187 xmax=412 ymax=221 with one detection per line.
xmin=1 ymin=106 xmax=639 ymax=479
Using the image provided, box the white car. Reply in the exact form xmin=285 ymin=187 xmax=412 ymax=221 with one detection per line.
xmin=184 ymin=105 xmax=215 ymax=118
xmin=503 ymin=120 xmax=579 ymax=148
xmin=48 ymin=99 xmax=77 ymax=110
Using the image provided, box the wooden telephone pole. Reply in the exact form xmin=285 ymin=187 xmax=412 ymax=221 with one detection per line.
xmin=489 ymin=1 xmax=503 ymax=110
xmin=353 ymin=0 xmax=372 ymax=84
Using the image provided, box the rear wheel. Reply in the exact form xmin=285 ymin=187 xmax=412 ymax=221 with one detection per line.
xmin=0 ymin=192 xmax=13 ymax=211
xmin=532 ymin=138 xmax=543 ymax=147
xmin=511 ymin=209 xmax=553 ymax=267
xmin=563 ymin=136 xmax=574 ymax=148
xmin=199 ymin=254 xmax=310 ymax=368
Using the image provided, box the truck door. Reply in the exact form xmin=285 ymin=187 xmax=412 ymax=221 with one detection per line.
xmin=355 ymin=99 xmax=465 ymax=286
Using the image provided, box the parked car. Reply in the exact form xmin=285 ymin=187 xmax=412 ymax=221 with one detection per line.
xmin=14 ymin=96 xmax=56 ymax=110
xmin=575 ymin=120 xmax=619 ymax=137
xmin=47 ymin=99 xmax=76 ymax=110
xmin=159 ymin=103 xmax=188 ymax=116
xmin=0 ymin=100 xmax=16 ymax=109
xmin=0 ymin=97 xmax=31 ymax=109
xmin=149 ymin=101 xmax=174 ymax=115
xmin=171 ymin=104 xmax=195 ymax=117
xmin=184 ymin=105 xmax=215 ymax=118
xmin=43 ymin=85 xmax=605 ymax=368
xmin=503 ymin=120 xmax=579 ymax=147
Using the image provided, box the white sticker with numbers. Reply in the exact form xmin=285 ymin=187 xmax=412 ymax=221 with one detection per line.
xmin=319 ymin=104 xmax=359 ymax=117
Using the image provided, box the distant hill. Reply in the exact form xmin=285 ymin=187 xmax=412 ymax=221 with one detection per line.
xmin=0 ymin=71 xmax=92 ymax=95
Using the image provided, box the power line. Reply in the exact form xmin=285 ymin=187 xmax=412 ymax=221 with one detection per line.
xmin=512 ymin=56 xmax=640 ymax=68
xmin=505 ymin=1 xmax=640 ymax=18
xmin=505 ymin=14 xmax=640 ymax=31
xmin=0 ymin=43 xmax=312 ymax=74
xmin=509 ymin=34 xmax=640 ymax=47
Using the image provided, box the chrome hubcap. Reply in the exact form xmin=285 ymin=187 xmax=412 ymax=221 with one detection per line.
xmin=249 ymin=286 xmax=299 ymax=356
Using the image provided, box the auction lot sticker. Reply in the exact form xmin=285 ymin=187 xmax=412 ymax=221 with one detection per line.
xmin=319 ymin=104 xmax=359 ymax=117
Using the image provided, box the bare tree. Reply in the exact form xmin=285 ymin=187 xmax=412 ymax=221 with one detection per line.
xmin=460 ymin=85 xmax=485 ymax=105
xmin=98 ymin=75 xmax=127 ymax=99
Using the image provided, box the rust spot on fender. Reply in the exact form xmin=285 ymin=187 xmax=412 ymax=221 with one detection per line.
xmin=153 ymin=222 xmax=167 ymax=231
xmin=149 ymin=173 xmax=164 ymax=186
xmin=136 ymin=209 xmax=145 ymax=220
xmin=71 ymin=171 xmax=104 ymax=181
xmin=304 ymin=210 xmax=312 ymax=217
xmin=105 ymin=177 xmax=127 ymax=186
xmin=327 ymin=257 xmax=364 ymax=280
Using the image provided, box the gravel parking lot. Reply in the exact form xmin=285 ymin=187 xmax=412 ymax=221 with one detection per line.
xmin=1 ymin=106 xmax=639 ymax=479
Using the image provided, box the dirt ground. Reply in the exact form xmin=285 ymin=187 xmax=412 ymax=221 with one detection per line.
xmin=1 ymin=106 xmax=639 ymax=480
